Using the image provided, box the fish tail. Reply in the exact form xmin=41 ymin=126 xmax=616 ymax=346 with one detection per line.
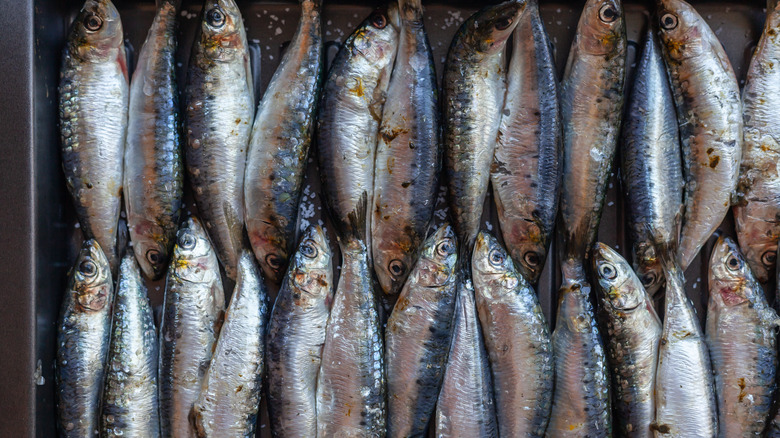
xmin=342 ymin=191 xmax=368 ymax=247
xmin=770 ymin=0 xmax=779 ymax=14
xmin=157 ymin=0 xmax=181 ymax=10
xmin=302 ymin=0 xmax=322 ymax=10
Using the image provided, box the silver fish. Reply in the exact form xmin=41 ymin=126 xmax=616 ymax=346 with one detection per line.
xmin=592 ymin=242 xmax=661 ymax=438
xmin=548 ymin=0 xmax=625 ymax=433
xmin=621 ymin=28 xmax=683 ymax=299
xmin=59 ymin=0 xmax=127 ymax=273
xmin=472 ymin=231 xmax=553 ymax=437
xmin=654 ymin=250 xmax=717 ymax=437
xmin=490 ymin=1 xmax=562 ymax=284
xmin=769 ymin=243 xmax=780 ymax=438
xmin=183 ymin=0 xmax=254 ymax=279
xmin=734 ymin=0 xmax=780 ymax=284
xmin=56 ymin=240 xmax=114 ymax=437
xmin=657 ymin=0 xmax=742 ymax=271
xmin=372 ymin=0 xmax=440 ymax=296
xmin=158 ymin=217 xmax=225 ymax=438
xmin=124 ymin=0 xmax=182 ymax=280
xmin=706 ymin=236 xmax=779 ymax=437
xmin=317 ymin=8 xmax=399 ymax=244
xmin=191 ymin=250 xmax=270 ymax=437
xmin=442 ymin=1 xmax=524 ymax=251
xmin=244 ymin=0 xmax=323 ymax=283
xmin=435 ymin=274 xmax=498 ymax=438
xmin=101 ymin=252 xmax=160 ymax=437
xmin=266 ymin=226 xmax=333 ymax=438
xmin=316 ymin=200 xmax=386 ymax=436
xmin=385 ymin=224 xmax=458 ymax=437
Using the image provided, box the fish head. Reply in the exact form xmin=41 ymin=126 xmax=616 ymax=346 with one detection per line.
xmin=472 ymin=231 xmax=528 ymax=299
xmin=462 ymin=1 xmax=525 ymax=56
xmin=69 ymin=0 xmax=124 ymax=61
xmin=374 ymin=233 xmax=416 ymax=296
xmin=505 ymin=220 xmax=548 ymax=285
xmin=411 ymin=224 xmax=458 ymax=289
xmin=170 ymin=217 xmax=221 ymax=284
xmin=351 ymin=6 xmax=400 ymax=68
xmin=131 ymin=221 xmax=173 ymax=281
xmin=198 ymin=0 xmax=247 ymax=61
xmin=735 ymin=217 xmax=777 ymax=284
xmin=709 ymin=236 xmax=757 ymax=307
xmin=633 ymin=241 xmax=665 ymax=297
xmin=290 ymin=226 xmax=334 ymax=304
xmin=656 ymin=0 xmax=710 ymax=62
xmin=250 ymin=227 xmax=290 ymax=285
xmin=591 ymin=242 xmax=646 ymax=313
xmin=575 ymin=0 xmax=625 ymax=56
xmin=70 ymin=239 xmax=112 ymax=313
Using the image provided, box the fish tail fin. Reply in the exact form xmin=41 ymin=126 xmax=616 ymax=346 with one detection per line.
xmin=342 ymin=191 xmax=368 ymax=248
xmin=770 ymin=0 xmax=779 ymax=14
xmin=302 ymin=0 xmax=322 ymax=11
xmin=157 ymin=0 xmax=181 ymax=10
xmin=399 ymin=0 xmax=424 ymax=21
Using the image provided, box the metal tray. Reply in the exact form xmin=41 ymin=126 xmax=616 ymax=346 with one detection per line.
xmin=0 ymin=0 xmax=765 ymax=435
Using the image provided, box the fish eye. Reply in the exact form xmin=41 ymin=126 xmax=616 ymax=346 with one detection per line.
xmin=389 ymin=259 xmax=406 ymax=277
xmin=524 ymin=251 xmax=541 ymax=267
xmin=79 ymin=260 xmax=97 ymax=277
xmin=206 ymin=7 xmax=226 ymax=28
xmin=370 ymin=12 xmax=387 ymax=29
xmin=599 ymin=262 xmax=617 ymax=280
xmin=641 ymin=272 xmax=657 ymax=287
xmin=489 ymin=249 xmax=505 ymax=267
xmin=300 ymin=240 xmax=318 ymax=259
xmin=660 ymin=12 xmax=678 ymax=30
xmin=178 ymin=232 xmax=196 ymax=250
xmin=599 ymin=5 xmax=618 ymax=23
xmin=266 ymin=254 xmax=283 ymax=270
xmin=727 ymin=254 xmax=742 ymax=271
xmin=436 ymin=239 xmax=455 ymax=257
xmin=762 ymin=250 xmax=777 ymax=267
xmin=83 ymin=13 xmax=103 ymax=32
xmin=146 ymin=249 xmax=162 ymax=265
xmin=494 ymin=16 xmax=513 ymax=31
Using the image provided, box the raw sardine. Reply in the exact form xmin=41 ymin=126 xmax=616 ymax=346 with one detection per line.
xmin=244 ymin=0 xmax=323 ymax=283
xmin=124 ymin=0 xmax=182 ymax=280
xmin=472 ymin=231 xmax=553 ymax=437
xmin=184 ymin=0 xmax=254 ymax=279
xmin=266 ymin=226 xmax=333 ymax=438
xmin=158 ymin=217 xmax=225 ymax=437
xmin=56 ymin=240 xmax=114 ymax=437
xmin=385 ymin=224 xmax=458 ymax=437
xmin=59 ymin=0 xmax=127 ymax=272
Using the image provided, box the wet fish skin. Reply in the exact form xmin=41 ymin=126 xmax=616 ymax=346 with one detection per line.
xmin=56 ymin=240 xmax=114 ymax=437
xmin=316 ymin=200 xmax=386 ymax=437
xmin=266 ymin=226 xmax=333 ymax=438
xmin=435 ymin=273 xmax=498 ymax=438
xmin=101 ymin=252 xmax=160 ymax=437
xmin=656 ymin=0 xmax=742 ymax=271
xmin=706 ymin=236 xmax=779 ymax=437
xmin=59 ymin=0 xmax=127 ymax=273
xmin=191 ymin=250 xmax=270 ymax=437
xmin=621 ymin=29 xmax=683 ymax=299
xmin=442 ymin=0 xmax=524 ymax=251
xmin=769 ymin=243 xmax=780 ymax=438
xmin=124 ymin=0 xmax=182 ymax=280
xmin=158 ymin=217 xmax=225 ymax=438
xmin=654 ymin=249 xmax=717 ymax=437
xmin=183 ymin=0 xmax=254 ymax=279
xmin=491 ymin=1 xmax=561 ymax=284
xmin=734 ymin=0 xmax=780 ymax=284
xmin=317 ymin=8 xmax=399 ymax=244
xmin=592 ymin=242 xmax=661 ymax=438
xmin=385 ymin=224 xmax=458 ymax=437
xmin=244 ymin=0 xmax=323 ymax=283
xmin=472 ymin=231 xmax=553 ymax=437
xmin=546 ymin=265 xmax=611 ymax=437
xmin=558 ymin=0 xmax=626 ymax=263
xmin=122 ymin=1 xmax=182 ymax=280
xmin=372 ymin=0 xmax=440 ymax=296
